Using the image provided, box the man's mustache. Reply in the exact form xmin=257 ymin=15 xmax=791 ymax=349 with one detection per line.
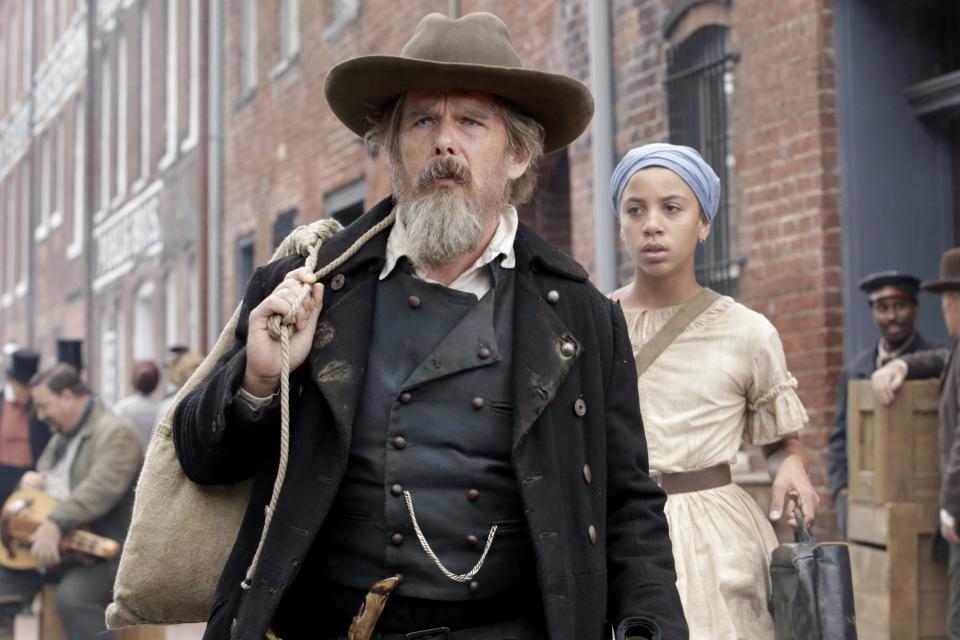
xmin=417 ymin=156 xmax=472 ymax=190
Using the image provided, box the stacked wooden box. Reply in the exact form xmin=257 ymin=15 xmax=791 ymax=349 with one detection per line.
xmin=847 ymin=378 xmax=946 ymax=639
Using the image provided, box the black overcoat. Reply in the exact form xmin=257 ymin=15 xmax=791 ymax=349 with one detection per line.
xmin=174 ymin=198 xmax=687 ymax=640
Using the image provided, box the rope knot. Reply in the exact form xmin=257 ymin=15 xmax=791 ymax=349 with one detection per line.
xmin=265 ymin=219 xmax=345 ymax=341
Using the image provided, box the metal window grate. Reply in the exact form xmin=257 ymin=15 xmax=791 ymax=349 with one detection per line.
xmin=666 ymin=25 xmax=742 ymax=298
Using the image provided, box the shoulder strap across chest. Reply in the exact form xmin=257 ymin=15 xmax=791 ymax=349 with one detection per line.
xmin=633 ymin=288 xmax=721 ymax=378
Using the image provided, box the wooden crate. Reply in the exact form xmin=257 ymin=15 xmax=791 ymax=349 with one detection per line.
xmin=848 ymin=502 xmax=948 ymax=639
xmin=848 ymin=379 xmax=940 ymax=505
xmin=39 ymin=585 xmax=166 ymax=640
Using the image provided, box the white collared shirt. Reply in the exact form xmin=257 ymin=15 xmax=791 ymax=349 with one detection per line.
xmin=379 ymin=205 xmax=519 ymax=299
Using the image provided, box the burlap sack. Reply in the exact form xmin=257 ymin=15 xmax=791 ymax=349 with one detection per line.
xmin=107 ymin=219 xmax=344 ymax=628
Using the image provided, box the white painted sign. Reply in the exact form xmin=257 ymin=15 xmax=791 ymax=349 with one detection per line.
xmin=92 ymin=180 xmax=164 ymax=291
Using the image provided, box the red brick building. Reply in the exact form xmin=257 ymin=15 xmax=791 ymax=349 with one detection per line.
xmin=0 ymin=0 xmax=209 ymax=406
xmin=86 ymin=0 xmax=209 ymax=406
xmin=0 ymin=0 xmax=90 ymax=365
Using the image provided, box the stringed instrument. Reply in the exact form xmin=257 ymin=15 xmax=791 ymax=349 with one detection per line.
xmin=0 ymin=488 xmax=120 ymax=570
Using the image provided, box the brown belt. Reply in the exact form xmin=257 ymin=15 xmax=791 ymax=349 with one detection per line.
xmin=650 ymin=464 xmax=731 ymax=494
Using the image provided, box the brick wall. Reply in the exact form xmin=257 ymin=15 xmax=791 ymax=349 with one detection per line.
xmin=730 ymin=0 xmax=842 ymax=536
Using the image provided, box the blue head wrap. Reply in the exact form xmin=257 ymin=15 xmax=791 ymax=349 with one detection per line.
xmin=609 ymin=143 xmax=721 ymax=223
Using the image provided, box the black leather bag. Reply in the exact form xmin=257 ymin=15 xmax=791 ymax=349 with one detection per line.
xmin=770 ymin=510 xmax=857 ymax=639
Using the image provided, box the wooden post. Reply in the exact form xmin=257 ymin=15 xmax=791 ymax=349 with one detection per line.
xmin=847 ymin=379 xmax=947 ymax=639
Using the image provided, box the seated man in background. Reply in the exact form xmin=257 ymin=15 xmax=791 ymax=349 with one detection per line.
xmin=0 ymin=364 xmax=143 ymax=640
xmin=827 ymin=271 xmax=936 ymax=537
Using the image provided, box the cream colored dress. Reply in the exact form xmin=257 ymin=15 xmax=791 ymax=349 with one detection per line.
xmin=621 ymin=294 xmax=808 ymax=640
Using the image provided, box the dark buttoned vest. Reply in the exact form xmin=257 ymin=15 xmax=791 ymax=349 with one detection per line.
xmin=317 ymin=261 xmax=537 ymax=601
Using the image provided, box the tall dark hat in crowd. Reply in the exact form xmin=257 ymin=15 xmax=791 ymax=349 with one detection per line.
xmin=56 ymin=339 xmax=83 ymax=372
xmin=922 ymin=248 xmax=960 ymax=294
xmin=858 ymin=271 xmax=921 ymax=304
xmin=6 ymin=349 xmax=40 ymax=385
xmin=323 ymin=12 xmax=594 ymax=154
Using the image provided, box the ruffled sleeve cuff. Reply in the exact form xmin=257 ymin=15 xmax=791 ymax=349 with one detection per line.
xmin=744 ymin=375 xmax=809 ymax=445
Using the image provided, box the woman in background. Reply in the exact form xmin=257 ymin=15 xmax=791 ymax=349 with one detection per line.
xmin=113 ymin=360 xmax=161 ymax=448
xmin=609 ymin=143 xmax=820 ymax=639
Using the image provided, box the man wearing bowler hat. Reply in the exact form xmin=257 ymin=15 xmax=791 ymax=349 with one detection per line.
xmin=874 ymin=248 xmax=960 ymax=637
xmin=0 ymin=350 xmax=50 ymax=504
xmin=174 ymin=11 xmax=685 ymax=640
xmin=827 ymin=271 xmax=937 ymax=537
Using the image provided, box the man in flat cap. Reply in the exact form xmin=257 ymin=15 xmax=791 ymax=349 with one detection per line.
xmin=173 ymin=11 xmax=685 ymax=640
xmin=827 ymin=271 xmax=937 ymax=537
xmin=873 ymin=248 xmax=960 ymax=636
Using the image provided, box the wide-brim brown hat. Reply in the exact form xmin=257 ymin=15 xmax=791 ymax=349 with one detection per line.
xmin=922 ymin=247 xmax=960 ymax=294
xmin=323 ymin=12 xmax=595 ymax=154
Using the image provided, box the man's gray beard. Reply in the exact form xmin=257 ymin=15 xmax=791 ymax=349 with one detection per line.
xmin=397 ymin=189 xmax=491 ymax=271
xmin=392 ymin=156 xmax=507 ymax=271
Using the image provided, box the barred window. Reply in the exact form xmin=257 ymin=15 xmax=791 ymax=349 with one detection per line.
xmin=666 ymin=25 xmax=741 ymax=297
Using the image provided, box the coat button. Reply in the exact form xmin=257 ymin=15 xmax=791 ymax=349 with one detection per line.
xmin=471 ymin=396 xmax=485 ymax=410
xmin=560 ymin=341 xmax=576 ymax=358
xmin=574 ymin=399 xmax=587 ymax=417
xmin=392 ymin=436 xmax=407 ymax=449
xmin=408 ymin=295 xmax=421 ymax=309
xmin=587 ymin=525 xmax=597 ymax=545
xmin=330 ymin=274 xmax=346 ymax=291
xmin=391 ymin=533 xmax=404 ymax=546
xmin=390 ymin=484 xmax=403 ymax=497
xmin=468 ymin=580 xmax=480 ymax=594
xmin=399 ymin=392 xmax=412 ymax=404
xmin=477 ymin=346 xmax=491 ymax=360
xmin=467 ymin=488 xmax=480 ymax=502
xmin=583 ymin=464 xmax=592 ymax=483
xmin=466 ymin=534 xmax=479 ymax=546
xmin=546 ymin=290 xmax=560 ymax=304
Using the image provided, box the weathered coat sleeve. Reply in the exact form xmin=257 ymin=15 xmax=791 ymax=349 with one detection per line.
xmin=901 ymin=347 xmax=951 ymax=380
xmin=603 ymin=301 xmax=688 ymax=639
xmin=47 ymin=417 xmax=144 ymax=531
xmin=933 ymin=344 xmax=960 ymax=521
xmin=173 ymin=257 xmax=303 ymax=485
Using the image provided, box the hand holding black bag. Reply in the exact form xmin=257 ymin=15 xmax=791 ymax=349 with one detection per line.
xmin=770 ymin=509 xmax=858 ymax=639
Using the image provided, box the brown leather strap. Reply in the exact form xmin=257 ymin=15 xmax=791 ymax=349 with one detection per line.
xmin=633 ymin=288 xmax=720 ymax=378
xmin=650 ymin=464 xmax=731 ymax=495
